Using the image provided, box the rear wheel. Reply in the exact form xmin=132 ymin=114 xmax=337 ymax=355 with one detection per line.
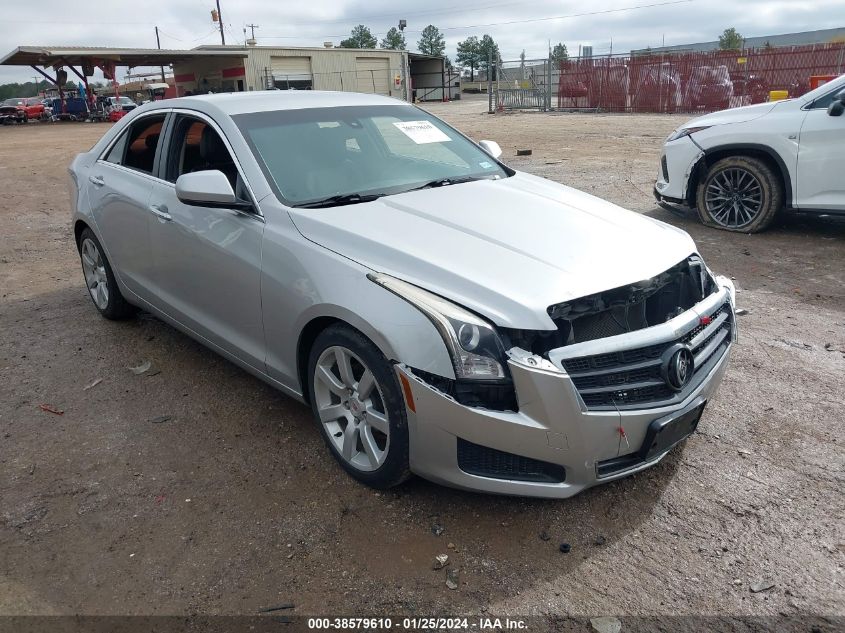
xmin=77 ymin=228 xmax=136 ymax=319
xmin=307 ymin=324 xmax=411 ymax=489
xmin=696 ymin=156 xmax=782 ymax=233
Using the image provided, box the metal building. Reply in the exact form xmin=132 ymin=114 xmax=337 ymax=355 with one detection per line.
xmin=0 ymin=44 xmax=457 ymax=103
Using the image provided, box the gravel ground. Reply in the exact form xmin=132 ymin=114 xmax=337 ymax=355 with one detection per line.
xmin=0 ymin=97 xmax=843 ymax=623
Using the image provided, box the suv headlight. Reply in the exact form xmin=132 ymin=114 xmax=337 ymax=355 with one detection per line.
xmin=666 ymin=125 xmax=711 ymax=142
xmin=368 ymin=273 xmax=507 ymax=380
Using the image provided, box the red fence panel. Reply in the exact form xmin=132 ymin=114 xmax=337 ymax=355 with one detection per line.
xmin=557 ymin=42 xmax=845 ymax=113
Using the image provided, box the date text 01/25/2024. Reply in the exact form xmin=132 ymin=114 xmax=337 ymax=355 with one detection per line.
xmin=307 ymin=617 xmax=528 ymax=630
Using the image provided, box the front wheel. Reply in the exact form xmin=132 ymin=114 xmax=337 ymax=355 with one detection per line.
xmin=696 ymin=156 xmax=783 ymax=233
xmin=307 ymin=324 xmax=411 ymax=489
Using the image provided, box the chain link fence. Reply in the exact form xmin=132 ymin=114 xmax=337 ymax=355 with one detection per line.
xmin=491 ymin=42 xmax=844 ymax=114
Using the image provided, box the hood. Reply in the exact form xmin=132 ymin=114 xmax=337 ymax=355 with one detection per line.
xmin=681 ymin=100 xmax=783 ymax=129
xmin=288 ymin=172 xmax=696 ymax=330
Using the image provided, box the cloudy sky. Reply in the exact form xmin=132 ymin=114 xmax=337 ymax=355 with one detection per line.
xmin=1 ymin=0 xmax=844 ymax=83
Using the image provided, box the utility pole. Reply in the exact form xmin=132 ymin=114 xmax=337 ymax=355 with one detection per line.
xmin=155 ymin=27 xmax=166 ymax=83
xmin=216 ymin=0 xmax=226 ymax=45
xmin=32 ymin=75 xmax=40 ymax=96
xmin=246 ymin=23 xmax=259 ymax=40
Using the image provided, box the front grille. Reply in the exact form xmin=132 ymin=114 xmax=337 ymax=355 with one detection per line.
xmin=561 ymin=303 xmax=732 ymax=410
xmin=457 ymin=438 xmax=566 ymax=483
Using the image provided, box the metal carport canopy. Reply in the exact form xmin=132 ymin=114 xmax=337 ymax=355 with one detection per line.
xmin=0 ymin=46 xmax=247 ymax=68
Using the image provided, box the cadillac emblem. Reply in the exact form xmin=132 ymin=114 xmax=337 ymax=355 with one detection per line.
xmin=662 ymin=344 xmax=695 ymax=392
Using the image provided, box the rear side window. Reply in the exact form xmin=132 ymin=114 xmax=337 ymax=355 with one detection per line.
xmin=103 ymin=132 xmax=128 ymax=164
xmin=123 ymin=115 xmax=166 ymax=173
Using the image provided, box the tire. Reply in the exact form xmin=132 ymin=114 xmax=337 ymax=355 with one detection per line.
xmin=77 ymin=228 xmax=136 ymax=319
xmin=307 ymin=324 xmax=411 ymax=489
xmin=696 ymin=156 xmax=783 ymax=233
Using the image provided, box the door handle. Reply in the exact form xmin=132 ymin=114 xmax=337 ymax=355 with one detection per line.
xmin=149 ymin=204 xmax=172 ymax=221
xmin=89 ymin=175 xmax=105 ymax=187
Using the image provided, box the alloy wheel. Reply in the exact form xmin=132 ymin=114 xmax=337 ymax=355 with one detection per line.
xmin=313 ymin=345 xmax=390 ymax=472
xmin=704 ymin=167 xmax=763 ymax=229
xmin=80 ymin=237 xmax=109 ymax=310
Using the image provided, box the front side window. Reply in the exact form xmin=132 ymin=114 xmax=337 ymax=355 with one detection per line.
xmin=163 ymin=115 xmax=238 ymax=190
xmin=802 ymin=76 xmax=845 ymax=109
xmin=808 ymin=86 xmax=844 ymax=110
xmin=235 ymin=105 xmax=509 ymax=206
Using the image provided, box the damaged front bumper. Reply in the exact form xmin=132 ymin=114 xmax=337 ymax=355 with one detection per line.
xmin=654 ymin=135 xmax=704 ymax=206
xmin=398 ymin=281 xmax=735 ymax=498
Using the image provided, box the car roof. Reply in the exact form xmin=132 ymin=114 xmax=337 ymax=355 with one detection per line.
xmin=143 ymin=90 xmax=406 ymax=116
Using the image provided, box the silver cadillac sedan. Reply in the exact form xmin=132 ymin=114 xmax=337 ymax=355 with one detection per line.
xmin=69 ymin=91 xmax=736 ymax=497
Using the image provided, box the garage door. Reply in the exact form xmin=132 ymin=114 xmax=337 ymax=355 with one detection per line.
xmin=270 ymin=56 xmax=312 ymax=89
xmin=356 ymin=57 xmax=391 ymax=95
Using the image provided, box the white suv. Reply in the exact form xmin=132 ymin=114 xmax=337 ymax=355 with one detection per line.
xmin=655 ymin=73 xmax=845 ymax=232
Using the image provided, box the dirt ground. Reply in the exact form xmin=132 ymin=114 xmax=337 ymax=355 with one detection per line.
xmin=1 ymin=96 xmax=843 ymax=624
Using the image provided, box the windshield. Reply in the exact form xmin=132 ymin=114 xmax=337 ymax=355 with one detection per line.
xmin=234 ymin=105 xmax=509 ymax=206
xmin=2 ymin=98 xmax=23 ymax=106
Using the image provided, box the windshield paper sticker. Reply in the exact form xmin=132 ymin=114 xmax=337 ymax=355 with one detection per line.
xmin=393 ymin=120 xmax=451 ymax=144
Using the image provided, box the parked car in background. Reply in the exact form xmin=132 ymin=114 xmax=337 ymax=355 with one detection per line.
xmin=0 ymin=96 xmax=46 ymax=123
xmin=632 ymin=63 xmax=682 ymax=113
xmin=69 ymin=91 xmax=736 ymax=498
xmin=730 ymin=72 xmax=769 ymax=105
xmin=656 ymin=73 xmax=845 ymax=232
xmin=106 ymin=96 xmax=138 ymax=117
xmin=685 ymin=66 xmax=734 ymax=111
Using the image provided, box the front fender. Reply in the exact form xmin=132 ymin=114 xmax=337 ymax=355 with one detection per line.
xmin=293 ymin=284 xmax=456 ymax=383
xmin=259 ymin=209 xmax=455 ymax=395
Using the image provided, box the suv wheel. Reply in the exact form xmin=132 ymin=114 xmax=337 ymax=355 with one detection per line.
xmin=696 ymin=156 xmax=782 ymax=233
xmin=307 ymin=324 xmax=411 ymax=489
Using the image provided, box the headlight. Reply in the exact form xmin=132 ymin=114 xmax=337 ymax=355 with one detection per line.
xmin=666 ymin=126 xmax=711 ymax=142
xmin=368 ymin=273 xmax=507 ymax=380
xmin=715 ymin=274 xmax=736 ymax=307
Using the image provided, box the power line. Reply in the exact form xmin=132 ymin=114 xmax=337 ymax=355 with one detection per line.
xmin=260 ymin=0 xmax=695 ymax=38
xmin=157 ymin=26 xmax=221 ymax=44
xmin=269 ymin=0 xmax=540 ymax=27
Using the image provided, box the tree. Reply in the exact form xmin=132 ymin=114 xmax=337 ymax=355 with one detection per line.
xmin=478 ymin=34 xmax=500 ymax=77
xmin=551 ymin=42 xmax=569 ymax=64
xmin=455 ymin=36 xmax=481 ymax=81
xmin=417 ymin=25 xmax=445 ymax=57
xmin=719 ymin=27 xmax=744 ymax=50
xmin=340 ymin=24 xmax=377 ymax=49
xmin=380 ymin=27 xmax=406 ymax=50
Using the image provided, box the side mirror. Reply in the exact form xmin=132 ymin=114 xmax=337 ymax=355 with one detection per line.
xmin=175 ymin=170 xmax=250 ymax=209
xmin=478 ymin=140 xmax=503 ymax=159
xmin=828 ymin=100 xmax=845 ymax=117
